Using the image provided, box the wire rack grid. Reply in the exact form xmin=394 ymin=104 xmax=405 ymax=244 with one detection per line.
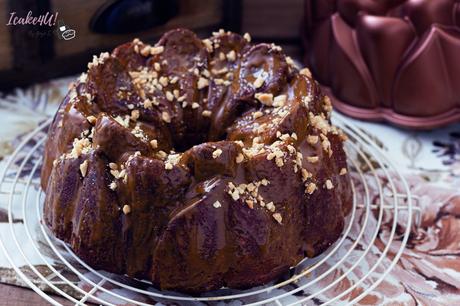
xmin=0 ymin=113 xmax=417 ymax=305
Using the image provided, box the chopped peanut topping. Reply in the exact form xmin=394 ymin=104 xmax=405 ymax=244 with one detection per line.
xmin=162 ymin=111 xmax=171 ymax=123
xmin=272 ymin=213 xmax=282 ymax=224
xmin=166 ymin=91 xmax=174 ymax=101
xmin=299 ymin=68 xmax=312 ymax=78
xmin=197 ymin=77 xmax=209 ymax=89
xmin=109 ymin=181 xmax=117 ymax=190
xmin=253 ymin=75 xmax=265 ymax=88
xmin=253 ymin=111 xmax=263 ymax=119
xmin=243 ymin=32 xmax=251 ymax=42
xmin=212 ymin=148 xmax=223 ymax=159
xmin=131 ymin=109 xmax=140 ymax=121
xmin=226 ymin=50 xmax=236 ymax=61
xmin=255 ymin=93 xmax=273 ymax=106
xmin=306 ymin=183 xmax=317 ymax=194
xmin=307 ymin=135 xmax=319 ymax=145
xmin=87 ymin=116 xmax=97 ymax=124
xmin=79 ymin=160 xmax=89 ymax=177
xmin=150 ymin=46 xmax=164 ymax=55
xmin=140 ymin=46 xmax=151 ymax=56
xmin=273 ymin=95 xmax=287 ymax=107
xmin=122 ymin=204 xmax=131 ymax=215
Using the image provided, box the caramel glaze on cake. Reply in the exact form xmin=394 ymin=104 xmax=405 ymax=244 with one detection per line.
xmin=41 ymin=28 xmax=352 ymax=293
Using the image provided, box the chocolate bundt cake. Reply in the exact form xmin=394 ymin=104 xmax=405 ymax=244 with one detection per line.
xmin=41 ymin=28 xmax=352 ymax=293
xmin=303 ymin=0 xmax=460 ymax=128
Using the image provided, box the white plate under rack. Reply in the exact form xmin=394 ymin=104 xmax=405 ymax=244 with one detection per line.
xmin=0 ymin=113 xmax=417 ymax=306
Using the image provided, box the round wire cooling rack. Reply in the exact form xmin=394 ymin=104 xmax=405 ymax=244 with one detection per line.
xmin=0 ymin=112 xmax=420 ymax=306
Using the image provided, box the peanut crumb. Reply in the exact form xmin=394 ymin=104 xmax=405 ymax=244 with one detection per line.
xmin=253 ymin=111 xmax=263 ymax=119
xmin=202 ymin=110 xmax=212 ymax=117
xmin=109 ymin=181 xmax=117 ymax=190
xmin=143 ymin=99 xmax=153 ymax=109
xmin=340 ymin=168 xmax=348 ymax=175
xmin=299 ymin=68 xmax=312 ymax=78
xmin=161 ymin=111 xmax=171 ymax=123
xmin=192 ymin=102 xmax=200 ymax=109
xmin=253 ymin=75 xmax=265 ymax=89
xmin=301 ymin=169 xmax=311 ymax=182
xmin=150 ymin=139 xmax=158 ymax=149
xmin=273 ymin=95 xmax=287 ymax=107
xmin=197 ymin=77 xmax=209 ymax=89
xmin=235 ymin=153 xmax=244 ymax=163
xmin=79 ymin=160 xmax=89 ymax=177
xmin=325 ymin=179 xmax=334 ymax=190
xmin=307 ymin=135 xmax=319 ymax=145
xmin=159 ymin=76 xmax=169 ymax=87
xmin=266 ymin=201 xmax=276 ymax=212
xmin=166 ymin=91 xmax=174 ymax=101
xmin=272 ymin=213 xmax=282 ymax=224
xmin=87 ymin=116 xmax=97 ymax=124
xmin=140 ymin=46 xmax=151 ymax=56
xmin=230 ymin=190 xmax=240 ymax=201
xmin=122 ymin=204 xmax=131 ymax=215
xmin=212 ymin=148 xmax=223 ymax=159
xmin=202 ymin=39 xmax=213 ymax=52
xmin=226 ymin=50 xmax=236 ymax=62
xmin=255 ymin=93 xmax=273 ymax=106
xmin=306 ymin=183 xmax=317 ymax=194
xmin=131 ymin=109 xmax=140 ymax=121
xmin=150 ymin=46 xmax=164 ymax=55
xmin=243 ymin=32 xmax=251 ymax=42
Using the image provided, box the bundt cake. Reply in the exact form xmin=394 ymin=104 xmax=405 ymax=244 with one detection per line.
xmin=303 ymin=0 xmax=460 ymax=128
xmin=41 ymin=28 xmax=352 ymax=293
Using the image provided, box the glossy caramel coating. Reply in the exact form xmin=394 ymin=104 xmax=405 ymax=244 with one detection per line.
xmin=41 ymin=29 xmax=352 ymax=293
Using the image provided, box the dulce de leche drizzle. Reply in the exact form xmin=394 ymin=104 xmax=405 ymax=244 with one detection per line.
xmin=41 ymin=28 xmax=352 ymax=293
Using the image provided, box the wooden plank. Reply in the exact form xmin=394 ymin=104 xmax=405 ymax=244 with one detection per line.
xmin=242 ymin=0 xmax=304 ymax=40
xmin=0 ymin=0 xmax=13 ymax=70
xmin=51 ymin=0 xmax=223 ymax=57
xmin=0 ymin=284 xmax=74 ymax=306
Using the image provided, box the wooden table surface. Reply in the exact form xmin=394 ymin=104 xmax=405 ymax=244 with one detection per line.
xmin=0 ymin=284 xmax=74 ymax=306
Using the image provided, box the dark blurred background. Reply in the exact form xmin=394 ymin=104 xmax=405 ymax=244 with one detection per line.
xmin=0 ymin=0 xmax=304 ymax=91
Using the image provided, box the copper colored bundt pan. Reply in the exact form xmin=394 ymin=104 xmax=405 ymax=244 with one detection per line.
xmin=303 ymin=0 xmax=460 ymax=129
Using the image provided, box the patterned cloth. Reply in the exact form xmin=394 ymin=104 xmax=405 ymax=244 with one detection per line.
xmin=0 ymin=76 xmax=459 ymax=305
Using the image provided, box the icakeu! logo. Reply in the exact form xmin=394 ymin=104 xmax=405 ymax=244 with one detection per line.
xmin=6 ymin=11 xmax=76 ymax=41
xmin=55 ymin=20 xmax=76 ymax=40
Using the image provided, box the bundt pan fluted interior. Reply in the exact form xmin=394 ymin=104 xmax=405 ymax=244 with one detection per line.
xmin=303 ymin=0 xmax=460 ymax=129
xmin=40 ymin=28 xmax=352 ymax=293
